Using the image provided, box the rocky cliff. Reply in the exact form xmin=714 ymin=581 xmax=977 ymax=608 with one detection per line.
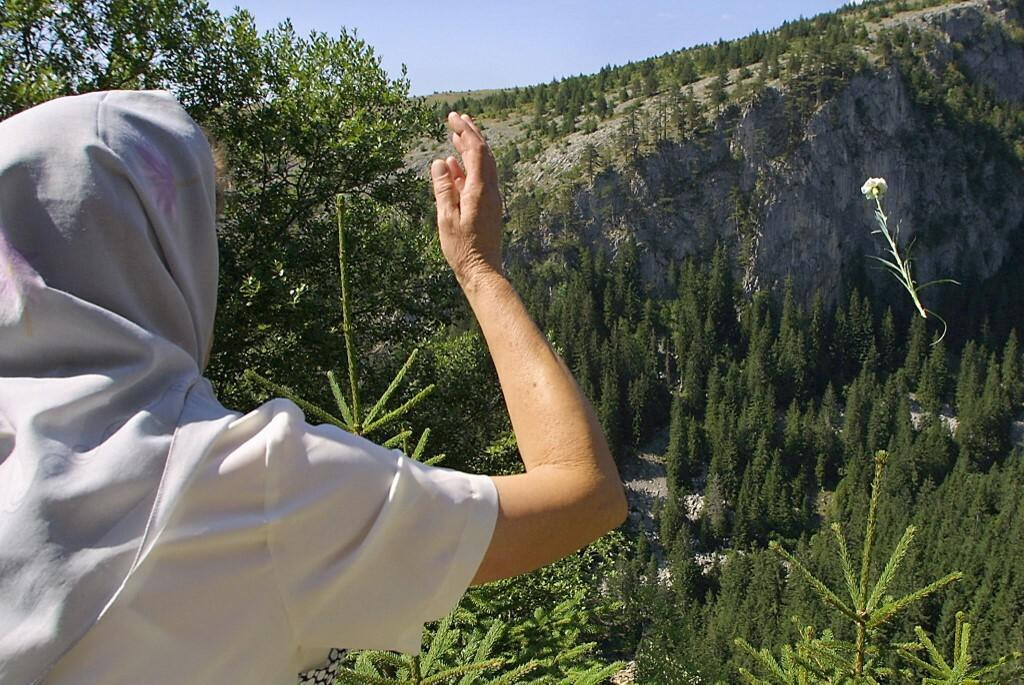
xmin=482 ymin=0 xmax=1024 ymax=308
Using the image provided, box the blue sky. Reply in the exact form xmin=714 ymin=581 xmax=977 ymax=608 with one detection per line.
xmin=206 ymin=1 xmax=861 ymax=95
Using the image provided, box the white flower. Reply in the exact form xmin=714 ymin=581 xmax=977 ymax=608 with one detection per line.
xmin=861 ymin=177 xmax=888 ymax=199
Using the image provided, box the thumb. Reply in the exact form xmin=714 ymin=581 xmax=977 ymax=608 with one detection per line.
xmin=430 ymin=159 xmax=459 ymax=215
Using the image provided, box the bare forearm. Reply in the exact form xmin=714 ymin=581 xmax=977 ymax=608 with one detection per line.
xmin=461 ymin=267 xmax=626 ymax=584
xmin=459 ymin=268 xmax=613 ymax=479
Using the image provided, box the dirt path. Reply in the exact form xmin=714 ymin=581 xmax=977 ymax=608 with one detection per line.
xmin=618 ymin=434 xmax=669 ymax=539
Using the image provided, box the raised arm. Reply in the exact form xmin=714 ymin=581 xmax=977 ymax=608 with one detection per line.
xmin=430 ymin=112 xmax=627 ymax=585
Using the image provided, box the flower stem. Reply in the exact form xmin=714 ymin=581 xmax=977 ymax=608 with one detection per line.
xmin=875 ymin=197 xmax=927 ymax=320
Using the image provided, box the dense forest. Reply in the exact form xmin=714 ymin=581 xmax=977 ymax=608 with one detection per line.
xmin=3 ymin=0 xmax=1023 ymax=682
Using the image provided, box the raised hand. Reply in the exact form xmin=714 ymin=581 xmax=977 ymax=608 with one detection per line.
xmin=430 ymin=112 xmax=503 ymax=285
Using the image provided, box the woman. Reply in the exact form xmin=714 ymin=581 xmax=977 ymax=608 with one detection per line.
xmin=0 ymin=91 xmax=626 ymax=684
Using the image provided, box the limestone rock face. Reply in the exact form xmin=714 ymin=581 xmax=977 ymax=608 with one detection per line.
xmin=935 ymin=0 xmax=1024 ymax=104
xmin=518 ymin=0 xmax=1024 ymax=308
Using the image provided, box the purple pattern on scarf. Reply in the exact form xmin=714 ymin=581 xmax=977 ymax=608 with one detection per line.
xmin=136 ymin=141 xmax=177 ymax=219
xmin=0 ymin=230 xmax=44 ymax=326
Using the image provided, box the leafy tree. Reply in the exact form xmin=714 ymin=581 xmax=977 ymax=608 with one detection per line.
xmin=0 ymin=0 xmax=226 ymax=119
xmin=206 ymin=19 xmax=442 ymax=408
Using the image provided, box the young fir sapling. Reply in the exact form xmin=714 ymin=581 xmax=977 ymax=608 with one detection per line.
xmin=735 ymin=451 xmax=1022 ymax=684
xmin=248 ymin=194 xmax=624 ymax=684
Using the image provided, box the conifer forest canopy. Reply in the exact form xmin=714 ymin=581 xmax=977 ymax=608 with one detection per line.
xmin=2 ymin=0 xmax=1023 ymax=682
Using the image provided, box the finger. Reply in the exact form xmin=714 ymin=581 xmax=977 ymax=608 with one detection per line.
xmin=459 ymin=135 xmax=496 ymax=186
xmin=451 ymin=130 xmax=466 ymax=154
xmin=448 ymin=111 xmax=483 ymax=144
xmin=447 ymin=110 xmax=468 ymax=134
xmin=446 ymin=156 xmax=465 ymax=194
xmin=447 ymin=113 xmax=494 ymax=185
xmin=430 ymin=159 xmax=459 ymax=213
xmin=460 ymin=113 xmax=484 ymax=139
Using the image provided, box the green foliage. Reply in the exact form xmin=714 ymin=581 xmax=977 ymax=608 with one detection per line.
xmin=245 ymin=196 xmax=439 ymax=462
xmin=0 ymin=0 xmax=226 ymax=119
xmin=335 ymin=608 xmax=532 ymax=685
xmin=204 ymin=19 xmax=444 ymax=410
xmin=737 ymin=452 xmax=1021 ymax=684
xmin=897 ymin=612 xmax=1023 ymax=684
xmin=8 ymin=2 xmax=1024 ymax=682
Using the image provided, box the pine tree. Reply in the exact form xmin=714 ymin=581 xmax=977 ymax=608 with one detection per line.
xmin=669 ymin=528 xmax=700 ymax=603
xmin=904 ymin=315 xmax=928 ymax=386
xmin=775 ymin=277 xmax=808 ymax=403
xmin=916 ymin=338 xmax=948 ymax=413
xmin=598 ymin=341 xmax=623 ymax=459
xmin=703 ymin=473 xmax=730 ymax=540
xmin=878 ymin=307 xmax=898 ymax=373
xmin=807 ymin=291 xmax=830 ymax=392
xmin=814 ymin=383 xmax=841 ymax=489
xmin=954 ymin=340 xmax=983 ymax=428
xmin=666 ymin=391 xmax=689 ymax=491
xmin=1001 ymin=329 xmax=1022 ymax=408
xmin=957 ymin=353 xmax=1012 ymax=469
xmin=709 ymin=68 xmax=729 ymax=110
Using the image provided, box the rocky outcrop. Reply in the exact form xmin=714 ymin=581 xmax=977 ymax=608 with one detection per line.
xmin=930 ymin=0 xmax=1024 ymax=104
xmin=516 ymin=0 xmax=1024 ymax=307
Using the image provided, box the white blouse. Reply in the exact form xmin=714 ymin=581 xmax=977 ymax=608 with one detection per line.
xmin=45 ymin=399 xmax=498 ymax=685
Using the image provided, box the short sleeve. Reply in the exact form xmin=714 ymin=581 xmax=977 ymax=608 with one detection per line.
xmin=263 ymin=401 xmax=498 ymax=654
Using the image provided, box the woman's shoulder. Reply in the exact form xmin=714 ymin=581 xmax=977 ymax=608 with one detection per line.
xmin=206 ymin=391 xmax=395 ymax=471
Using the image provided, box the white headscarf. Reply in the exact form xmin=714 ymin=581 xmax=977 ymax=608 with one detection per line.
xmin=0 ymin=91 xmax=237 ymax=684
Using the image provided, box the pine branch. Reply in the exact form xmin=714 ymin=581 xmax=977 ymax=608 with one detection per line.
xmin=243 ymin=370 xmax=344 ymax=427
xmin=868 ymin=571 xmax=962 ymax=630
xmin=420 ymin=659 xmax=503 ymax=685
xmin=968 ymin=652 xmax=1024 ymax=680
xmin=958 ymin=620 xmax=973 ymax=676
xmin=568 ymin=660 xmax=627 ymax=685
xmin=383 ymin=430 xmax=412 ymax=449
xmin=411 ymin=428 xmax=431 ymax=461
xmin=335 ymin=666 xmax=398 ymax=685
xmin=364 ymin=348 xmax=422 ymax=427
xmin=421 ymin=612 xmax=457 ymax=676
xmin=859 ymin=451 xmax=887 ymax=608
xmin=487 ymin=657 xmax=547 ymax=685
xmin=336 ymin=194 xmax=363 ymax=431
xmin=737 ymin=668 xmax=772 ymax=685
xmin=770 ymin=541 xmax=858 ymax=622
xmin=866 ymin=524 xmax=916 ymax=612
xmin=365 ymin=651 xmax=409 ymax=672
xmin=735 ymin=638 xmax=789 ymax=683
xmin=327 ymin=369 xmax=356 ymax=428
xmin=897 ymin=645 xmax=946 ymax=678
xmin=459 ymin=621 xmax=504 ymax=685
xmin=363 ymin=384 xmax=436 ymax=435
xmin=830 ymin=522 xmax=860 ymax=608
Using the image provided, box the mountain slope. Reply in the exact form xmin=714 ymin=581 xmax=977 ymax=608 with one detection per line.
xmin=413 ymin=0 xmax=1024 ymax=313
